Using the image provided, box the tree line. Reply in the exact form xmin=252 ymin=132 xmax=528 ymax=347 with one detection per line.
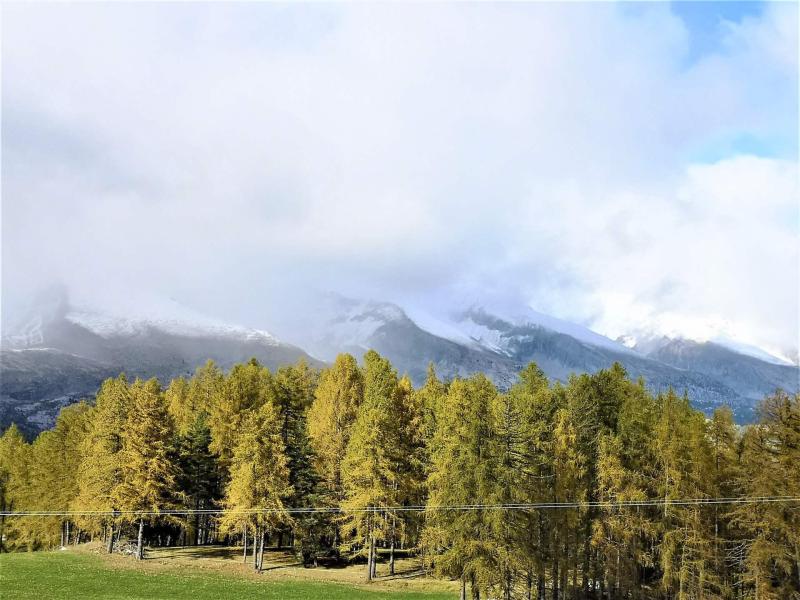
xmin=0 ymin=351 xmax=798 ymax=599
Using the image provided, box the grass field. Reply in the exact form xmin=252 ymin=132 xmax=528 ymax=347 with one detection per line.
xmin=0 ymin=546 xmax=458 ymax=600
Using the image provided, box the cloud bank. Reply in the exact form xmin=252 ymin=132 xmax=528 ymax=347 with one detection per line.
xmin=2 ymin=2 xmax=797 ymax=359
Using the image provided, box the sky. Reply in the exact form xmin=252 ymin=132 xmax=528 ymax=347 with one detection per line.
xmin=2 ymin=1 xmax=798 ymax=361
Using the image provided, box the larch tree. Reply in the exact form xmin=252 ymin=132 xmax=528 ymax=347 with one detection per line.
xmin=0 ymin=424 xmax=32 ymax=551
xmin=425 ymin=374 xmax=501 ymax=599
xmin=306 ymin=353 xmax=363 ymax=553
xmin=733 ymin=391 xmax=800 ymax=599
xmin=273 ymin=361 xmax=323 ymax=562
xmin=219 ymin=398 xmax=292 ymax=572
xmin=27 ymin=402 xmax=92 ymax=548
xmin=112 ymin=378 xmax=181 ymax=560
xmin=341 ymin=350 xmax=404 ymax=581
xmin=208 ymin=358 xmax=274 ymax=472
xmin=175 ymin=412 xmax=220 ymax=546
xmin=73 ymin=374 xmax=131 ymax=552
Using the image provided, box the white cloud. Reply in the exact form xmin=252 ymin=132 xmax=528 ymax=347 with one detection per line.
xmin=1 ymin=3 xmax=797 ymax=356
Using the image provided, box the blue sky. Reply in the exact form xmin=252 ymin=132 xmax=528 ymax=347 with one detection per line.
xmin=671 ymin=0 xmax=764 ymax=57
xmin=2 ymin=2 xmax=798 ymax=360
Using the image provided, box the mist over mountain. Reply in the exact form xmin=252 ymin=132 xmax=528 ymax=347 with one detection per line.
xmin=0 ymin=290 xmax=319 ymax=437
xmin=3 ymin=288 xmax=796 ymax=436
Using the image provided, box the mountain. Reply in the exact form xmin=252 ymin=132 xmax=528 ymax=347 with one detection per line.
xmin=634 ymin=337 xmax=799 ymax=404
xmin=3 ymin=291 xmax=797 ymax=436
xmin=307 ymin=298 xmax=797 ymax=423
xmin=0 ymin=292 xmax=320 ymax=437
xmin=300 ymin=297 xmax=519 ymax=388
xmin=426 ymin=306 xmax=768 ymax=421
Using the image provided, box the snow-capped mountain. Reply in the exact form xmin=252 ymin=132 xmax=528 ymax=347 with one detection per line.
xmin=309 ymin=296 xmax=797 ymax=423
xmin=620 ymin=332 xmax=795 ymax=367
xmin=0 ymin=291 xmax=319 ymax=436
xmin=3 ymin=289 xmax=797 ymax=436
xmin=630 ymin=337 xmax=799 ymax=403
xmin=300 ymin=295 xmax=519 ymax=388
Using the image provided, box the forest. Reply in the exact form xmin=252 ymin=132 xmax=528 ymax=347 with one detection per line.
xmin=0 ymin=351 xmax=797 ymax=600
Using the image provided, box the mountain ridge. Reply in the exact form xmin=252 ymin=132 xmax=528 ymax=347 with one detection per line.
xmin=2 ymin=292 xmax=797 ymax=436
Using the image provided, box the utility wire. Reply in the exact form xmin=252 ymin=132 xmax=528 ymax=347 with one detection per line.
xmin=3 ymin=496 xmax=799 ymax=517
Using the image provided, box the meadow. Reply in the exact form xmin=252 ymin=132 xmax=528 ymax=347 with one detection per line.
xmin=0 ymin=545 xmax=457 ymax=600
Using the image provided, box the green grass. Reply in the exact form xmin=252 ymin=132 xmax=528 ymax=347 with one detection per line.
xmin=0 ymin=551 xmax=455 ymax=600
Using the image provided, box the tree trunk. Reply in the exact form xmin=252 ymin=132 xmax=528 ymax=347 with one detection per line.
xmin=136 ymin=519 xmax=145 ymax=560
xmin=460 ymin=573 xmax=467 ymax=600
xmin=371 ymin=536 xmax=378 ymax=579
xmin=389 ymin=536 xmax=395 ymax=576
xmin=257 ymin=529 xmax=266 ymax=572
xmin=65 ymin=520 xmax=70 ymax=546
xmin=243 ymin=524 xmax=248 ymax=563
xmin=553 ymin=552 xmax=560 ymax=600
xmin=582 ymin=522 xmax=591 ymax=595
xmin=366 ymin=535 xmax=376 ymax=582
xmin=252 ymin=527 xmax=259 ymax=571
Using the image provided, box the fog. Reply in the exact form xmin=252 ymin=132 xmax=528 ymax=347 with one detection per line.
xmin=2 ymin=2 xmax=797 ymax=358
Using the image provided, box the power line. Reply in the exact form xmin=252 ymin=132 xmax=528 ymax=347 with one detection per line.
xmin=3 ymin=496 xmax=799 ymax=517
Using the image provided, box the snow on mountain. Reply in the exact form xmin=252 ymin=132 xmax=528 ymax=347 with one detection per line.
xmin=425 ymin=302 xmax=636 ymax=355
xmin=1 ymin=290 xmax=319 ymax=436
xmin=621 ymin=330 xmax=795 ymax=367
xmin=711 ymin=337 xmax=795 ymax=367
xmin=300 ymin=296 xmax=411 ymax=361
xmin=65 ymin=308 xmax=280 ymax=346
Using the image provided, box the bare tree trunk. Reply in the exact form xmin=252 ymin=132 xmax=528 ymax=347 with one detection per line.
xmin=136 ymin=519 xmax=145 ymax=560
xmin=252 ymin=526 xmax=259 ymax=571
xmin=366 ymin=535 xmax=376 ymax=582
xmin=460 ymin=573 xmax=467 ymax=600
xmin=389 ymin=535 xmax=395 ymax=576
xmin=257 ymin=529 xmax=266 ymax=572
xmin=582 ymin=522 xmax=591 ymax=595
xmin=536 ymin=568 xmax=547 ymax=600
xmin=553 ymin=552 xmax=560 ymax=600
xmin=65 ymin=520 xmax=70 ymax=546
xmin=371 ymin=542 xmax=378 ymax=580
xmin=242 ymin=524 xmax=248 ymax=563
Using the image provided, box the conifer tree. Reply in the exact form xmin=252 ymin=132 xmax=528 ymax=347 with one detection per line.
xmin=307 ymin=353 xmax=363 ymax=554
xmin=273 ymin=361 xmax=322 ymax=560
xmin=208 ymin=359 xmax=274 ymax=471
xmin=73 ymin=374 xmax=131 ymax=551
xmin=27 ymin=402 xmax=92 ymax=548
xmin=113 ymin=378 xmax=181 ymax=559
xmin=425 ymin=374 xmax=500 ymax=598
xmin=341 ymin=350 xmax=405 ymax=581
xmin=0 ymin=424 xmax=32 ymax=551
xmin=175 ymin=412 xmax=220 ymax=545
xmin=219 ymin=398 xmax=292 ymax=572
xmin=307 ymin=354 xmax=363 ymax=499
xmin=733 ymin=391 xmax=800 ymax=599
xmin=505 ymin=363 xmax=555 ymax=600
xmin=593 ymin=379 xmax=659 ymax=599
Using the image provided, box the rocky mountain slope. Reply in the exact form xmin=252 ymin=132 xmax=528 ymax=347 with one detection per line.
xmin=0 ymin=295 xmax=319 ymax=436
xmin=2 ymin=292 xmax=797 ymax=436
xmin=305 ymin=298 xmax=797 ymax=423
